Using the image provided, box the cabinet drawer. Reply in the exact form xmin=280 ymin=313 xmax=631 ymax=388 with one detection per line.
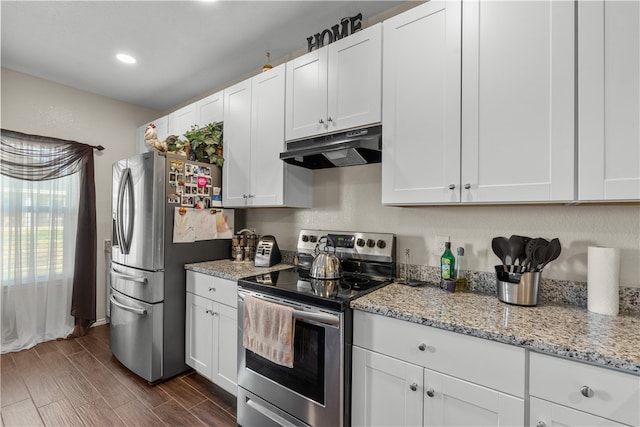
xmin=353 ymin=311 xmax=525 ymax=398
xmin=530 ymin=352 xmax=639 ymax=426
xmin=186 ymin=271 xmax=237 ymax=307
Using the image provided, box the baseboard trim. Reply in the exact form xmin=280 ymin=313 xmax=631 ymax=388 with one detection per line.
xmin=92 ymin=318 xmax=108 ymax=327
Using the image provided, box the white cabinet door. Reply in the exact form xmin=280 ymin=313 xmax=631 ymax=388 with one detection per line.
xmin=213 ymin=302 xmax=238 ymax=396
xmin=224 ymin=65 xmax=311 ymax=208
xmin=197 ymin=91 xmax=224 ymax=126
xmin=327 ymin=23 xmax=382 ymax=134
xmin=286 ymin=24 xmax=382 ymax=141
xmin=285 ymin=49 xmax=328 ymax=141
xmin=169 ymin=103 xmax=198 ymax=137
xmin=381 ymin=0 xmax=462 ymax=205
xmin=250 ymin=65 xmax=286 ymax=206
xmin=578 ymin=0 xmax=640 ymax=201
xmin=461 ymin=0 xmax=575 ymax=203
xmin=423 ymin=369 xmax=523 ymax=427
xmin=530 ymin=397 xmax=627 ymax=427
xmin=352 ymin=346 xmax=424 ymax=427
xmin=223 ymin=79 xmax=252 ymax=206
xmin=185 ymin=292 xmax=214 ymax=381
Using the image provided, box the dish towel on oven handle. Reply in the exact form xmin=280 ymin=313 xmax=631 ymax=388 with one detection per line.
xmin=243 ymin=294 xmax=295 ymax=368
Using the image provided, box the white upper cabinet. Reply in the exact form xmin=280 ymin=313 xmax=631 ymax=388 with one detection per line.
xmin=222 ymin=79 xmax=252 ymax=207
xmin=461 ymin=0 xmax=575 ymax=203
xmin=285 ymin=23 xmax=382 ymax=141
xmin=383 ymin=0 xmax=575 ymax=205
xmin=223 ymin=64 xmax=312 ymax=208
xmin=578 ymin=0 xmax=640 ymax=201
xmin=196 ymin=91 xmax=224 ymax=127
xmin=460 ymin=0 xmax=575 ymax=203
xmin=382 ymin=0 xmax=462 ymax=205
xmin=169 ymin=103 xmax=198 ymax=136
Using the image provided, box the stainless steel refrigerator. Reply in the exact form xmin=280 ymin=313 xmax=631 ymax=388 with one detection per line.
xmin=110 ymin=151 xmax=233 ymax=383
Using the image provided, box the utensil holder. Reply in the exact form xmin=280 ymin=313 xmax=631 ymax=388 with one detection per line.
xmin=495 ymin=266 xmax=541 ymax=306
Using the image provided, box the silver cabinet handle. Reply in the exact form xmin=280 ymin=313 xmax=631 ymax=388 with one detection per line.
xmin=581 ymin=385 xmax=594 ymax=398
xmin=110 ymin=295 xmax=147 ymax=315
xmin=418 ymin=343 xmax=427 ymax=351
xmin=208 ymin=287 xmax=216 ymax=292
xmin=426 ymin=388 xmax=435 ymax=398
xmin=205 ymin=310 xmax=218 ymax=316
xmin=319 ymin=119 xmax=325 ymax=124
xmin=327 ymin=116 xmax=333 ymax=122
xmin=464 ymin=183 xmax=471 ymax=190
xmin=409 ymin=383 xmax=418 ymax=392
xmin=536 ymin=422 xmax=546 ymax=427
xmin=448 ymin=184 xmax=456 ymax=190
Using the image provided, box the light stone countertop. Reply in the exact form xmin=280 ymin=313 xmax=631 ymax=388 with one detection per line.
xmin=185 ymin=259 xmax=294 ymax=281
xmin=350 ymin=283 xmax=640 ymax=375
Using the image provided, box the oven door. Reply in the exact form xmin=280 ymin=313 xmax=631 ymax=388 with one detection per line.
xmin=237 ymin=289 xmax=344 ymax=427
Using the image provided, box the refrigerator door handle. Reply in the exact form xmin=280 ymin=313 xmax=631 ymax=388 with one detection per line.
xmin=115 ymin=169 xmax=126 ymax=253
xmin=111 ymin=267 xmax=147 ymax=284
xmin=110 ymin=295 xmax=147 ymax=316
xmin=117 ymin=168 xmax=135 ymax=254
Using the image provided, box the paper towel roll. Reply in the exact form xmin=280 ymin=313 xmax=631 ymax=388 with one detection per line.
xmin=587 ymin=246 xmax=620 ymax=315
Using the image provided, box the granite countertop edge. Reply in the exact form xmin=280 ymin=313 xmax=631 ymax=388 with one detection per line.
xmin=185 ymin=259 xmax=294 ymax=281
xmin=351 ymin=283 xmax=640 ymax=376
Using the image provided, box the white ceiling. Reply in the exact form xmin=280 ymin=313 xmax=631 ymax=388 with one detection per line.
xmin=1 ymin=0 xmax=405 ymax=112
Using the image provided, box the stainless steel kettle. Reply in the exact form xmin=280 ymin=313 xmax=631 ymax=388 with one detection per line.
xmin=309 ymin=237 xmax=343 ymax=280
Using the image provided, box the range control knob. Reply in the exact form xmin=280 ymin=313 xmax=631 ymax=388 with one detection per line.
xmin=301 ymin=235 xmax=309 ymax=242
xmin=356 ymin=238 xmax=366 ymax=247
xmin=309 ymin=235 xmax=318 ymax=243
xmin=366 ymin=239 xmax=376 ymax=248
xmin=377 ymin=240 xmax=386 ymax=249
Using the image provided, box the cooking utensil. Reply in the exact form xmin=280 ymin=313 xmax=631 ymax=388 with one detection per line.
xmin=523 ymin=238 xmax=548 ymax=272
xmin=507 ymin=235 xmax=525 ymax=271
xmin=536 ymin=238 xmax=561 ymax=271
xmin=310 ymin=237 xmax=343 ymax=279
xmin=491 ymin=237 xmax=510 ymax=271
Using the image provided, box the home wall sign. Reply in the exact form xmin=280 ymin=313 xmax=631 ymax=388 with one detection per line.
xmin=306 ymin=13 xmax=363 ymax=52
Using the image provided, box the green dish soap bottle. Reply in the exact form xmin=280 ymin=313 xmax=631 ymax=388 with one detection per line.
xmin=440 ymin=241 xmax=455 ymax=288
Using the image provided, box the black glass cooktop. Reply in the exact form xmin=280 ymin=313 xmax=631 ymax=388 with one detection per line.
xmin=238 ymin=268 xmax=391 ymax=311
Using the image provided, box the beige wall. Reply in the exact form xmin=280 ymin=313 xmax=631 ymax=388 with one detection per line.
xmin=245 ymin=164 xmax=640 ymax=288
xmin=1 ymin=68 xmax=160 ymax=322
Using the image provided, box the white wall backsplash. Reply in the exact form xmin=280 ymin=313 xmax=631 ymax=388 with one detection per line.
xmin=245 ymin=164 xmax=640 ymax=288
xmin=1 ymin=68 xmax=160 ymax=322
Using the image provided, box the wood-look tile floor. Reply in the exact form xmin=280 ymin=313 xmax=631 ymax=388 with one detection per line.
xmin=0 ymin=324 xmax=237 ymax=426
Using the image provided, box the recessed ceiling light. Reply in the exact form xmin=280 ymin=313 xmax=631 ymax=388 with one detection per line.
xmin=116 ymin=53 xmax=136 ymax=64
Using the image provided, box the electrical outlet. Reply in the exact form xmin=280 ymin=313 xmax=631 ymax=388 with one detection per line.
xmin=436 ymin=235 xmax=450 ymax=254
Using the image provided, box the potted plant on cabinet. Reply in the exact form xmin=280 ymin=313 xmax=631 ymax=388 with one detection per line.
xmin=181 ymin=122 xmax=224 ymax=167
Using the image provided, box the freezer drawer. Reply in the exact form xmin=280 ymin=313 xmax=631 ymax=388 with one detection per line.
xmin=109 ymin=289 xmax=163 ymax=382
xmin=110 ymin=263 xmax=164 ymax=304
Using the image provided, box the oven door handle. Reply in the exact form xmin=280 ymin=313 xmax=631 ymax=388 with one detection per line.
xmin=293 ymin=310 xmax=339 ymax=326
xmin=238 ymin=291 xmax=340 ymax=326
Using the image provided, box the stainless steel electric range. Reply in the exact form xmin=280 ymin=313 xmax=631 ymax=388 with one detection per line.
xmin=237 ymin=229 xmax=396 ymax=427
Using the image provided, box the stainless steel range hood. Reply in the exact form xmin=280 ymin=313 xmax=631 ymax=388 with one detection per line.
xmin=280 ymin=125 xmax=381 ymax=169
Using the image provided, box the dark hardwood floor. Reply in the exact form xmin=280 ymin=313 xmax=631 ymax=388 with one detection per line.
xmin=1 ymin=324 xmax=237 ymax=426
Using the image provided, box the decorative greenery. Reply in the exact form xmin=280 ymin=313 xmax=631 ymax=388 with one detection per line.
xmin=183 ymin=122 xmax=224 ymax=167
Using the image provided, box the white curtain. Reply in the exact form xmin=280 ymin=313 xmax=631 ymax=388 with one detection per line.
xmin=1 ymin=173 xmax=79 ymax=353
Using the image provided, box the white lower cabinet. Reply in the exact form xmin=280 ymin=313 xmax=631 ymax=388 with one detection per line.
xmin=185 ymin=271 xmax=237 ymax=396
xmin=423 ymin=369 xmax=523 ymax=426
xmin=530 ymin=397 xmax=628 ymax=427
xmin=529 ymin=352 xmax=639 ymax=427
xmin=352 ymin=347 xmax=523 ymax=427
xmin=352 ymin=347 xmax=424 ymax=427
xmin=352 ymin=311 xmax=525 ymax=426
